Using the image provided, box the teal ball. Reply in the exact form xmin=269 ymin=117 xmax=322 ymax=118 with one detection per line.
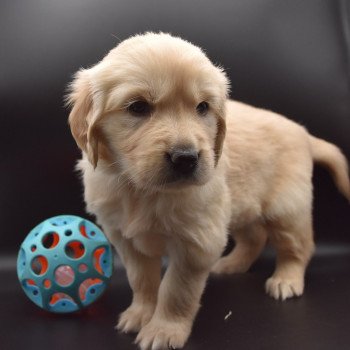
xmin=17 ymin=215 xmax=113 ymax=313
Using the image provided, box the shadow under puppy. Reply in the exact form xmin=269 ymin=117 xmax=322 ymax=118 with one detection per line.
xmin=67 ymin=32 xmax=350 ymax=350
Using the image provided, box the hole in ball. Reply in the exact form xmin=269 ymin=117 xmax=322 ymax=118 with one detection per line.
xmin=79 ymin=224 xmax=88 ymax=238
xmin=78 ymin=264 xmax=88 ymax=273
xmin=31 ymin=256 xmax=48 ymax=276
xmin=93 ymin=247 xmax=106 ymax=275
xmin=42 ymin=232 xmax=60 ymax=249
xmin=49 ymin=293 xmax=75 ymax=306
xmin=43 ymin=279 xmax=51 ymax=289
xmin=65 ymin=241 xmax=85 ymax=259
xmin=55 ymin=265 xmax=75 ymax=286
xmin=79 ymin=278 xmax=102 ymax=301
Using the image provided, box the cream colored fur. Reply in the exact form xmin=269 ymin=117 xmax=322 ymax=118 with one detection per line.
xmin=67 ymin=33 xmax=350 ymax=350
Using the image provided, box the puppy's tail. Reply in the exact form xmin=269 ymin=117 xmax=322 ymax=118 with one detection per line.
xmin=310 ymin=135 xmax=350 ymax=201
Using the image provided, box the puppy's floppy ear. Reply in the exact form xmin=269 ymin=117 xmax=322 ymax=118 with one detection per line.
xmin=213 ymin=68 xmax=229 ymax=166
xmin=214 ymin=114 xmax=226 ymax=166
xmin=66 ymin=69 xmax=103 ymax=168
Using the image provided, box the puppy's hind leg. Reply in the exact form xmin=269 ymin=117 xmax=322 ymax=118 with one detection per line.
xmin=265 ymin=213 xmax=315 ymax=301
xmin=211 ymin=223 xmax=267 ymax=274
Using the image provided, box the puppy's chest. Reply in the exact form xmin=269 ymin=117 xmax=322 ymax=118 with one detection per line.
xmin=121 ymin=192 xmax=213 ymax=247
xmin=120 ymin=196 xmax=184 ymax=238
xmin=118 ymin=196 xmax=183 ymax=256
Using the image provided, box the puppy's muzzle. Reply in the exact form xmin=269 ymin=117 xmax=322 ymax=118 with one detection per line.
xmin=167 ymin=147 xmax=199 ymax=178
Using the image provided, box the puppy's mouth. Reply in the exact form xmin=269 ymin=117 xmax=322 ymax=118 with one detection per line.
xmin=163 ymin=171 xmax=199 ymax=186
xmin=130 ymin=165 xmax=208 ymax=194
xmin=159 ymin=164 xmax=210 ymax=191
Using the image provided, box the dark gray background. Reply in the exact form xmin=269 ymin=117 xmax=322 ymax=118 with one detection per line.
xmin=0 ymin=1 xmax=349 ymax=349
xmin=1 ymin=0 xmax=349 ymax=254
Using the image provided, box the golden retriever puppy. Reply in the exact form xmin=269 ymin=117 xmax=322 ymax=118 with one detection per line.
xmin=67 ymin=32 xmax=350 ymax=349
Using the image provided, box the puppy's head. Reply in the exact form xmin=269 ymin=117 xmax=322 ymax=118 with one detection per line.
xmin=67 ymin=33 xmax=229 ymax=191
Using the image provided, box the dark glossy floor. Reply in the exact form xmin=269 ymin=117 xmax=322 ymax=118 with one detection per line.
xmin=2 ymin=244 xmax=350 ymax=350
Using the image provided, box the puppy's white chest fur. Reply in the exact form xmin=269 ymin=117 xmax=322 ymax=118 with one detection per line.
xmin=80 ymin=156 xmax=231 ymax=258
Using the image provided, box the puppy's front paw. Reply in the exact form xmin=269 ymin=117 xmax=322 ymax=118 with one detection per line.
xmin=116 ymin=302 xmax=155 ymax=334
xmin=135 ymin=317 xmax=191 ymax=350
xmin=265 ymin=276 xmax=304 ymax=301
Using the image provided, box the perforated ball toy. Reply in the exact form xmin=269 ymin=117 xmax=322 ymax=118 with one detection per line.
xmin=17 ymin=215 xmax=113 ymax=313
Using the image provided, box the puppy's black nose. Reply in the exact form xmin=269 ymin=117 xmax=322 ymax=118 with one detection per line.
xmin=168 ymin=148 xmax=199 ymax=175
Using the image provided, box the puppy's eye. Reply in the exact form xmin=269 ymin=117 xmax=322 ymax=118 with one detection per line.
xmin=196 ymin=101 xmax=209 ymax=116
xmin=128 ymin=101 xmax=152 ymax=116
